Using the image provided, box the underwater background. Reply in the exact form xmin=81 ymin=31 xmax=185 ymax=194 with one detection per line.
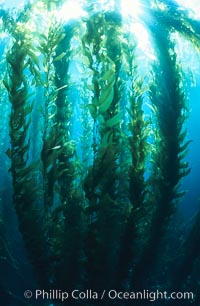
xmin=0 ymin=0 xmax=200 ymax=305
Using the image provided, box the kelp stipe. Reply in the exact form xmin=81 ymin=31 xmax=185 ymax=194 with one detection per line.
xmin=53 ymin=21 xmax=77 ymax=204
xmin=34 ymin=6 xmax=86 ymax=289
xmin=153 ymin=0 xmax=200 ymax=50
xmin=115 ymin=34 xmax=151 ymax=289
xmin=130 ymin=22 xmax=191 ymax=292
xmin=82 ymin=11 xmax=127 ymax=291
xmin=39 ymin=21 xmax=62 ymax=211
xmin=51 ymin=21 xmax=86 ymax=291
xmin=3 ymin=16 xmax=51 ymax=288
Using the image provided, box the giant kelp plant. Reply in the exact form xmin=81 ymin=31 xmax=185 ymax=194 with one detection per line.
xmin=0 ymin=0 xmax=200 ymax=305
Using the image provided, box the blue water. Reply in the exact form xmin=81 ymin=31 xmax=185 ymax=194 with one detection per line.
xmin=180 ymin=84 xmax=200 ymax=219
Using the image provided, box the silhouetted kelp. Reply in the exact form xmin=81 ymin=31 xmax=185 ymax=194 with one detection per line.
xmin=0 ymin=0 xmax=200 ymax=305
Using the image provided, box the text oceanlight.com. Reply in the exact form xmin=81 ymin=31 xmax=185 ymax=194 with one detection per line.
xmin=24 ymin=289 xmax=194 ymax=302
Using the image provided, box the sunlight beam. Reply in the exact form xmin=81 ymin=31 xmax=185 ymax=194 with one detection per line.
xmin=56 ymin=0 xmax=87 ymax=22
xmin=121 ymin=0 xmax=142 ymax=19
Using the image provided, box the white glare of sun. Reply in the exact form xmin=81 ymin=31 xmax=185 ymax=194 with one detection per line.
xmin=131 ymin=23 xmax=156 ymax=61
xmin=121 ymin=0 xmax=142 ymax=18
xmin=176 ymin=0 xmax=200 ymax=19
xmin=56 ymin=1 xmax=87 ymax=22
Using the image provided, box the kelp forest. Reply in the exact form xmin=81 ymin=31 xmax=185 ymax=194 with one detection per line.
xmin=0 ymin=0 xmax=200 ymax=305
